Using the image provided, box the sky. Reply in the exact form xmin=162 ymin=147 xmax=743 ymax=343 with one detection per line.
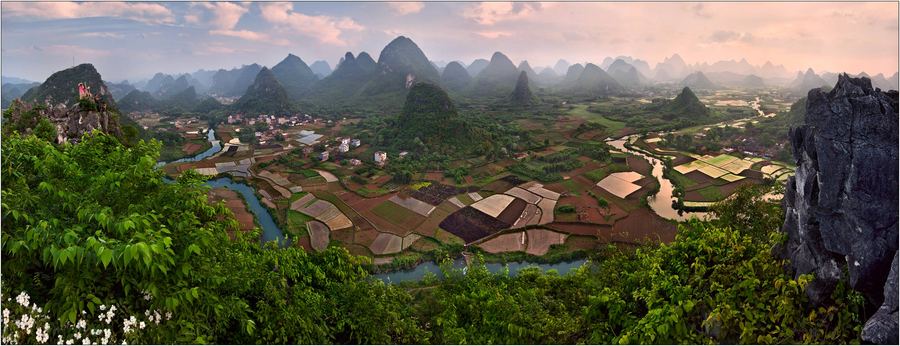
xmin=1 ymin=1 xmax=897 ymax=82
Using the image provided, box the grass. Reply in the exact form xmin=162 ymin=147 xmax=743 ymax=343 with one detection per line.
xmin=668 ymin=170 xmax=699 ymax=188
xmin=560 ymin=179 xmax=586 ymax=196
xmin=372 ymin=201 xmax=419 ymax=226
xmin=457 ymin=193 xmax=474 ymax=205
xmin=695 ymin=186 xmax=725 ymax=200
xmin=583 ymin=163 xmax=629 ymax=182
xmin=286 ymin=210 xmax=314 ymax=237
xmin=567 ymin=104 xmax=626 ymax=133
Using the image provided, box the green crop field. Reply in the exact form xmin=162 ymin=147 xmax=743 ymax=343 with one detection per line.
xmin=567 ymin=104 xmax=626 ymax=133
xmin=286 ymin=210 xmax=314 ymax=236
xmin=372 ymin=200 xmax=419 ymax=226
xmin=583 ymin=163 xmax=629 ymax=182
xmin=705 ymin=154 xmax=739 ymax=166
xmin=696 ymin=186 xmax=725 ymax=200
xmin=668 ymin=170 xmax=699 ymax=188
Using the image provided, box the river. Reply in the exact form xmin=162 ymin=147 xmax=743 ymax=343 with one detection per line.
xmin=155 ymin=129 xmax=222 ymax=168
xmin=207 ymin=177 xmax=288 ymax=247
xmin=605 ymin=136 xmax=710 ymax=221
xmin=156 ymin=129 xmax=288 ymax=246
xmin=161 ymin=101 xmax=776 ymax=281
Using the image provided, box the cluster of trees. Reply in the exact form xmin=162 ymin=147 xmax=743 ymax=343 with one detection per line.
xmin=1 ymin=129 xmax=866 ymax=344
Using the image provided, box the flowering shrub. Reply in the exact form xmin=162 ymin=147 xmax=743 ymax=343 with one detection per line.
xmin=1 ymin=290 xmax=174 ymax=345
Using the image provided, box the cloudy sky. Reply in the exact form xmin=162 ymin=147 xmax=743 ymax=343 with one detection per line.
xmin=2 ymin=1 xmax=897 ymax=82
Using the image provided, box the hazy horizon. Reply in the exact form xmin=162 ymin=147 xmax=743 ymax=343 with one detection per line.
xmin=2 ymin=1 xmax=898 ymax=82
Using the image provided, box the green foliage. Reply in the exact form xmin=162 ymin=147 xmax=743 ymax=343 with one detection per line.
xmin=33 ymin=117 xmax=57 ymax=143
xmin=1 ymin=132 xmax=427 ymax=344
xmin=396 ymin=83 xmax=474 ymax=154
xmin=1 ymin=130 xmax=864 ymax=345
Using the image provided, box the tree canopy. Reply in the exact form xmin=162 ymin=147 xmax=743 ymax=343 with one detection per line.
xmin=1 ymin=131 xmax=865 ymax=344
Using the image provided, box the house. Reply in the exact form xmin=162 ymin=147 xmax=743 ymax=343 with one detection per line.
xmin=350 ymin=139 xmax=361 ymax=147
xmin=513 ymin=152 xmax=529 ymax=160
xmin=399 ymin=151 xmax=409 ymax=159
xmin=319 ymin=151 xmax=330 ymax=161
xmin=374 ymin=151 xmax=388 ymax=167
xmin=349 ymin=159 xmax=362 ymax=166
xmin=339 ymin=143 xmax=350 ymax=153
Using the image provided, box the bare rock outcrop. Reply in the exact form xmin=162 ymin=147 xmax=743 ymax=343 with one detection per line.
xmin=782 ymin=74 xmax=898 ymax=343
xmin=5 ymin=98 xmax=122 ymax=143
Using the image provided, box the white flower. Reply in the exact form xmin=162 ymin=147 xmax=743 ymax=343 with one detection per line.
xmin=16 ymin=291 xmax=30 ymax=307
xmin=99 ymin=305 xmax=106 ymax=311
xmin=76 ymin=319 xmax=87 ymax=329
xmin=165 ymin=312 xmax=172 ymax=320
xmin=66 ymin=339 xmax=74 ymax=345
xmin=139 ymin=321 xmax=145 ymax=329
xmin=74 ymin=332 xmax=81 ymax=339
xmin=82 ymin=337 xmax=90 ymax=344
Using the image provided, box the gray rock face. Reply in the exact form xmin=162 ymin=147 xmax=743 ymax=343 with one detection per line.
xmin=781 ymin=74 xmax=898 ymax=342
xmin=862 ymin=253 xmax=898 ymax=344
xmin=7 ymin=99 xmax=121 ymax=143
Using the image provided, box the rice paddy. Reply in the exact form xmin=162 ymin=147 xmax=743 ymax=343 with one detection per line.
xmin=597 ymin=171 xmax=645 ymax=198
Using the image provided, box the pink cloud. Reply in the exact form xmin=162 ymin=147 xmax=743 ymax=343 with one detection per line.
xmin=463 ymin=2 xmax=545 ymax=25
xmin=210 ymin=29 xmax=290 ymax=46
xmin=475 ymin=31 xmax=512 ymax=39
xmin=1 ymin=1 xmax=174 ymax=24
xmin=387 ymin=2 xmax=425 ymax=15
xmin=198 ymin=2 xmax=249 ymax=30
xmin=259 ymin=2 xmax=363 ymax=46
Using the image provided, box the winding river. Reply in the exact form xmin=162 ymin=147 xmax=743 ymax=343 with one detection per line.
xmin=160 ymin=99 xmax=774 ymax=281
xmin=605 ymin=136 xmax=710 ymax=221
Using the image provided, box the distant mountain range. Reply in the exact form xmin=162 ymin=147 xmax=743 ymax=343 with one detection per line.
xmin=8 ymin=36 xmax=897 ymax=114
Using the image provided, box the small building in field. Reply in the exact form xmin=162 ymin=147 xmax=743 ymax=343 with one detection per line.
xmin=319 ymin=151 xmax=330 ymax=161
xmin=350 ymin=139 xmax=361 ymax=147
xmin=399 ymin=151 xmax=409 ymax=159
xmin=349 ymin=159 xmax=362 ymax=166
xmin=374 ymin=151 xmax=388 ymax=167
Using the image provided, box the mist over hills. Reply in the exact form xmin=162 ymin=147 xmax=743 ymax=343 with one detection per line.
xmin=7 ymin=35 xmax=896 ymax=115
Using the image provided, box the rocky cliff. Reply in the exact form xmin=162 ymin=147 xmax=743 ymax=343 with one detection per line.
xmin=782 ymin=74 xmax=898 ymax=343
xmin=4 ymin=98 xmax=122 ymax=144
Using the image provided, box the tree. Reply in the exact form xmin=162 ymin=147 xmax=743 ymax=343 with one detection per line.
xmin=33 ymin=117 xmax=57 ymax=143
